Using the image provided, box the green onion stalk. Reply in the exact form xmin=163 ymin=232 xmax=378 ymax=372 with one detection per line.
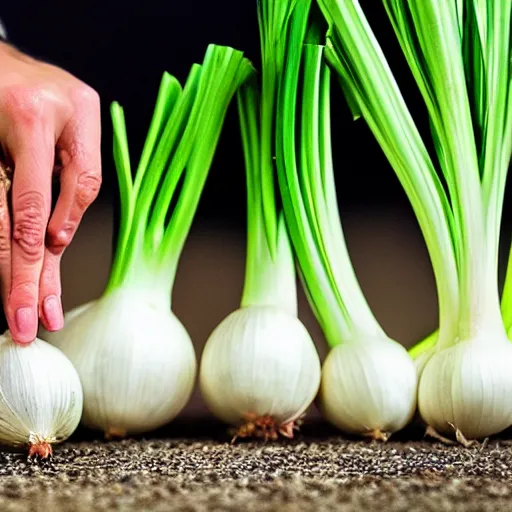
xmin=319 ymin=0 xmax=512 ymax=440
xmin=199 ymin=0 xmax=321 ymax=442
xmin=273 ymin=8 xmax=418 ymax=439
xmin=41 ymin=44 xmax=254 ymax=438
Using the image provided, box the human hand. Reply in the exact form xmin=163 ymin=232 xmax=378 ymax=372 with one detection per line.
xmin=0 ymin=41 xmax=102 ymax=344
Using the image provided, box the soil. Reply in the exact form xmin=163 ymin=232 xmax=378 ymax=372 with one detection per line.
xmin=1 ymin=420 xmax=512 ymax=511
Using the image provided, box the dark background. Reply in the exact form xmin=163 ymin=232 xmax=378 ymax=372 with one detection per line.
xmin=1 ymin=0 xmax=428 ymax=217
xmin=1 ymin=2 xmax=510 ymax=413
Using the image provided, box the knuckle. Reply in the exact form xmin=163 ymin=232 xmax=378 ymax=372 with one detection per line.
xmin=46 ymin=221 xmax=76 ymax=252
xmin=2 ymin=86 xmax=48 ymax=127
xmin=76 ymin=170 xmax=102 ymax=208
xmin=72 ymin=83 xmax=100 ymax=109
xmin=13 ymin=191 xmax=46 ymax=260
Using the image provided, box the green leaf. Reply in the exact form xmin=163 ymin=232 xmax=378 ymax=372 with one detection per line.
xmin=276 ymin=7 xmax=350 ymax=346
xmin=319 ymin=0 xmax=460 ymax=349
xmin=461 ymin=0 xmax=487 ymax=158
xmin=382 ymin=0 xmax=462 ymax=246
xmin=302 ymin=46 xmax=385 ymax=340
xmin=480 ymin=0 xmax=512 ymax=268
xmin=237 ymin=80 xmax=299 ymax=316
xmin=133 ymin=73 xmax=183 ymax=197
xmin=129 ymin=64 xmax=202 ymax=259
xmin=257 ymin=0 xmax=311 ymax=256
xmin=108 ymin=45 xmax=254 ymax=296
xmin=325 ymin=39 xmax=361 ymax=120
xmin=145 ymin=65 xmax=204 ymax=249
xmin=238 ymin=81 xmax=266 ymax=308
xmin=397 ymin=1 xmax=485 ymax=335
xmin=106 ymin=102 xmax=134 ymax=293
xmin=158 ymin=45 xmax=255 ymax=291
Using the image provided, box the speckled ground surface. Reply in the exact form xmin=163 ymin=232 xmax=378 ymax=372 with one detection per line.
xmin=1 ymin=421 xmax=512 ymax=511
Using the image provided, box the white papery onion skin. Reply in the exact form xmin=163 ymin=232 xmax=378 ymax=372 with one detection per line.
xmin=413 ymin=349 xmax=434 ymax=378
xmin=47 ymin=289 xmax=197 ymax=437
xmin=199 ymin=306 xmax=321 ymax=431
xmin=318 ymin=338 xmax=418 ymax=439
xmin=38 ymin=301 xmax=95 ymax=345
xmin=418 ymin=334 xmax=512 ymax=440
xmin=0 ymin=332 xmax=83 ymax=457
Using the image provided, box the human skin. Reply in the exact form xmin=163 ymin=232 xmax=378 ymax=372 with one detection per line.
xmin=0 ymin=41 xmax=102 ymax=344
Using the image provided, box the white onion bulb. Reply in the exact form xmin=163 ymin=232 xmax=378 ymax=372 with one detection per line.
xmin=418 ymin=333 xmax=512 ymax=439
xmin=200 ymin=306 xmax=321 ymax=435
xmin=38 ymin=301 xmax=95 ymax=344
xmin=0 ymin=331 xmax=83 ymax=457
xmin=47 ymin=289 xmax=196 ymax=437
xmin=319 ymin=337 xmax=418 ymax=439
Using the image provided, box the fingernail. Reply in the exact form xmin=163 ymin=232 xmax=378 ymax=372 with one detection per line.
xmin=43 ymin=295 xmax=64 ymax=331
xmin=15 ymin=307 xmax=37 ymax=343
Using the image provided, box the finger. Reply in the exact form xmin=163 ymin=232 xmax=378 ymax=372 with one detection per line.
xmin=7 ymin=135 xmax=54 ymax=344
xmin=0 ymin=162 xmax=12 ymax=309
xmin=38 ymin=249 xmax=63 ymax=332
xmin=40 ymin=86 xmax=101 ymax=334
xmin=46 ymin=85 xmax=102 ymax=257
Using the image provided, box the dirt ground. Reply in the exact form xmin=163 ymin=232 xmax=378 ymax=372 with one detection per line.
xmin=0 ymin=420 xmax=511 ymax=511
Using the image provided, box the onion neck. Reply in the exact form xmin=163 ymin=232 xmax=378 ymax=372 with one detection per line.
xmin=237 ymin=77 xmax=298 ymax=318
xmin=241 ymin=214 xmax=297 ymax=317
xmin=459 ymin=241 xmax=507 ymax=342
xmin=455 ymin=115 xmax=506 ymax=340
xmin=103 ymin=248 xmax=172 ymax=312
